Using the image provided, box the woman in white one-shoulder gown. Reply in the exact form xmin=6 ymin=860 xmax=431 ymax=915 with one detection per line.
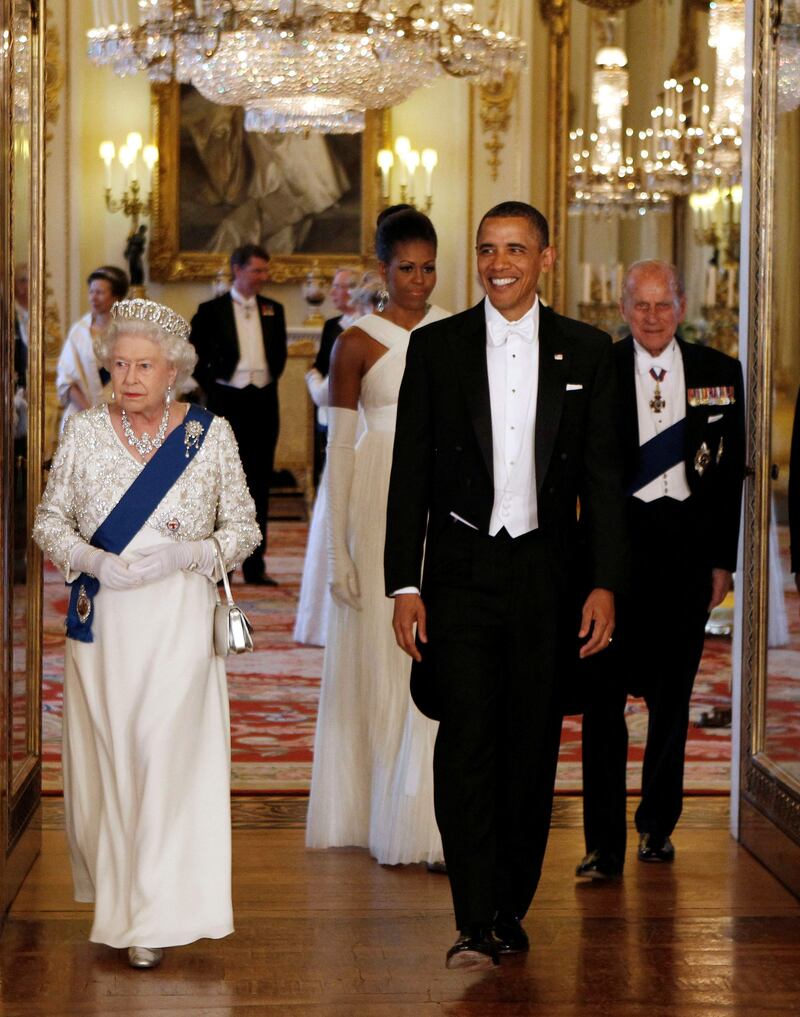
xmin=306 ymin=209 xmax=448 ymax=865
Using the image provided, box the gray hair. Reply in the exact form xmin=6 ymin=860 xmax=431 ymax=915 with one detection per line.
xmin=622 ymin=260 xmax=685 ymax=304
xmin=333 ymin=266 xmax=360 ymax=286
xmin=95 ymin=318 xmax=198 ymax=393
xmin=351 ymin=270 xmax=383 ymax=313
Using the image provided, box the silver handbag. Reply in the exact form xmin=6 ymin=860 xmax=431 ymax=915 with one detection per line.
xmin=212 ymin=540 xmax=254 ymax=656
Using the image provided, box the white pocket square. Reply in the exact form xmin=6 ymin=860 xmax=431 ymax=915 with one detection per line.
xmin=450 ymin=511 xmax=479 ymax=531
xmin=708 ymin=413 xmax=724 ymax=423
xmin=566 ymin=383 xmax=583 ymax=391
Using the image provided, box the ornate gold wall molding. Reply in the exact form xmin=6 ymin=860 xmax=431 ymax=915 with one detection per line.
xmin=540 ymin=0 xmax=570 ymax=311
xmin=479 ymin=71 xmax=517 ymax=181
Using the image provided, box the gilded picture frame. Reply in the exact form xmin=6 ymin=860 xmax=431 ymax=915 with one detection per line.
xmin=148 ymin=83 xmax=382 ymax=284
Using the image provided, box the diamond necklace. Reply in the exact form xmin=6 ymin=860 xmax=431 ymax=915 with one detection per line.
xmin=121 ymin=404 xmax=170 ymax=458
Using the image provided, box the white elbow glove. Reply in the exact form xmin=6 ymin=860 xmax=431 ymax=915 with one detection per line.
xmin=69 ymin=542 xmax=142 ymax=591
xmin=128 ymin=539 xmax=216 ymax=584
xmin=326 ymin=407 xmax=361 ymax=610
xmin=305 ymin=367 xmax=329 ymax=409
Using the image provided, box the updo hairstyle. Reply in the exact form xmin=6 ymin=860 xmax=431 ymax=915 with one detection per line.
xmin=87 ymin=265 xmax=130 ymax=300
xmin=375 ymin=208 xmax=438 ymax=265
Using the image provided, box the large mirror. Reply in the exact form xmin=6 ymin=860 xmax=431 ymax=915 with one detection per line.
xmin=738 ymin=0 xmax=800 ymax=893
xmin=546 ymin=0 xmax=743 ymax=367
xmin=1 ymin=0 xmax=43 ymax=917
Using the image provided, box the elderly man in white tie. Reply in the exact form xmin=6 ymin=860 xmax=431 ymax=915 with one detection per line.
xmin=576 ymin=260 xmax=744 ymax=882
xmin=385 ymin=201 xmax=627 ymax=969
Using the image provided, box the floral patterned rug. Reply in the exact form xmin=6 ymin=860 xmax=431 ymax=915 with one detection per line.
xmin=41 ymin=521 xmax=742 ymax=794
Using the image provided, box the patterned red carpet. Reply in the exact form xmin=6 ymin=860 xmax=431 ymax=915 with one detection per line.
xmin=41 ymin=521 xmax=736 ymax=793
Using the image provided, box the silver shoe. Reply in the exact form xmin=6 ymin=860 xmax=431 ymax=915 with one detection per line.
xmin=127 ymin=946 xmax=164 ymax=969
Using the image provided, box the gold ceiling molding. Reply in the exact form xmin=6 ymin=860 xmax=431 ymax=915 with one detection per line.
xmin=479 ymin=72 xmax=517 ymax=181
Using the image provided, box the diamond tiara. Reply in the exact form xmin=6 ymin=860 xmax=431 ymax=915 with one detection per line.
xmin=111 ymin=298 xmax=191 ymax=343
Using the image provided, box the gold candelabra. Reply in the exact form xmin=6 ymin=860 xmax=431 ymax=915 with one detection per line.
xmin=377 ymin=136 xmax=437 ymax=214
xmin=99 ymin=133 xmax=159 ymax=295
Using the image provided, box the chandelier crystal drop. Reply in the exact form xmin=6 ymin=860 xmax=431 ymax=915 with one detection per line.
xmin=87 ymin=1 xmax=525 ymax=134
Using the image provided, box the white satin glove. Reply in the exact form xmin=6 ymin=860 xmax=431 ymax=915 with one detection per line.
xmin=128 ymin=540 xmax=215 ymax=584
xmin=326 ymin=406 xmax=361 ymax=610
xmin=305 ymin=367 xmax=329 ymax=409
xmin=69 ymin=542 xmax=142 ymax=591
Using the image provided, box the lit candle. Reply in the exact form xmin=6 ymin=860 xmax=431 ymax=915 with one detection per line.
xmin=394 ymin=136 xmax=410 ymax=189
xmin=582 ymin=263 xmax=591 ymax=303
xmin=706 ymin=266 xmax=717 ymax=307
xmin=143 ymin=144 xmax=159 ymax=193
xmin=93 ymin=0 xmax=102 ymax=26
xmin=615 ymin=263 xmax=624 ymax=300
xmin=599 ymin=263 xmax=608 ymax=303
xmin=421 ymin=148 xmax=437 ymax=198
xmin=727 ymin=268 xmax=735 ymax=308
xmin=376 ymin=149 xmax=393 ymax=200
xmin=405 ymin=149 xmax=420 ymax=200
xmin=99 ymin=140 xmax=115 ymax=188
xmin=118 ymin=143 xmax=133 ymax=188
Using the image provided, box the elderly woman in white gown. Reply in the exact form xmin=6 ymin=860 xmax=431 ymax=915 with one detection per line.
xmin=34 ymin=298 xmax=259 ymax=969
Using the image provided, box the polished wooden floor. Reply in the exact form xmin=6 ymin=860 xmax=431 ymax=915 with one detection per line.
xmin=2 ymin=798 xmax=799 ymax=1016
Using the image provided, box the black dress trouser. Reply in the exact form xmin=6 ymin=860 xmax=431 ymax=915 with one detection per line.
xmin=581 ymin=496 xmax=711 ymax=862
xmin=426 ymin=524 xmax=566 ymax=930
xmin=208 ymin=381 xmax=279 ymax=580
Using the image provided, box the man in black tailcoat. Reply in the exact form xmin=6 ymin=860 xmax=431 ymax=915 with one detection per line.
xmin=384 ymin=201 xmax=627 ymax=969
xmin=306 ymin=267 xmax=359 ymax=485
xmin=190 ymin=243 xmax=288 ymax=585
xmin=577 ymin=260 xmax=744 ymax=881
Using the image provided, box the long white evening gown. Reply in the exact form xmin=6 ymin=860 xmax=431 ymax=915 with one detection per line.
xmin=305 ymin=306 xmax=449 ymax=865
xmin=33 ymin=406 xmax=260 ymax=949
xmin=293 ymin=472 xmax=330 ymax=646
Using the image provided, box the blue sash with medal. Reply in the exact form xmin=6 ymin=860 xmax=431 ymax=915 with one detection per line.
xmin=66 ymin=405 xmax=214 ymax=643
xmin=625 ymin=418 xmax=686 ymax=497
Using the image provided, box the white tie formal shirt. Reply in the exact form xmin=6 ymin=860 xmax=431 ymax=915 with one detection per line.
xmin=485 ymin=296 xmax=540 ymax=537
xmin=633 ymin=336 xmax=690 ymax=502
xmin=220 ymin=286 xmax=270 ymax=390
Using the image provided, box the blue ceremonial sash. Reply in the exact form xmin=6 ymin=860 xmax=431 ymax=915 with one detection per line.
xmin=66 ymin=405 xmax=214 ymax=643
xmin=625 ymin=418 xmax=686 ymax=497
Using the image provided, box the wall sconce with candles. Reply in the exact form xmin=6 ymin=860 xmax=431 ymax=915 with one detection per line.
xmin=377 ymin=136 xmax=437 ymax=214
xmin=98 ymin=131 xmax=159 ymax=294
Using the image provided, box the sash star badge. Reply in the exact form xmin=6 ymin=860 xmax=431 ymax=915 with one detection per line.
xmin=695 ymin=442 xmax=711 ymax=476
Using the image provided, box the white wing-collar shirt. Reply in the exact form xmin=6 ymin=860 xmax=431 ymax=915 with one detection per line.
xmin=485 ymin=296 xmax=540 ymax=538
xmin=633 ymin=336 xmax=690 ymax=502
xmin=220 ymin=285 xmax=270 ymax=390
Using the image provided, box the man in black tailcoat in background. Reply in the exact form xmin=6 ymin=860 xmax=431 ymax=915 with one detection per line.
xmin=190 ymin=243 xmax=288 ymax=585
xmin=577 ymin=260 xmax=744 ymax=881
xmin=305 ymin=267 xmax=359 ymax=486
xmin=384 ymin=201 xmax=628 ymax=969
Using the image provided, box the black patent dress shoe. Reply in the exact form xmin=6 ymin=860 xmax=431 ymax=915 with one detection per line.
xmin=445 ymin=925 xmax=499 ymax=970
xmin=575 ymin=849 xmax=624 ymax=880
xmin=492 ymin=913 xmax=529 ymax=954
xmin=243 ymin=574 xmax=278 ymax=587
xmin=637 ymin=833 xmax=675 ymax=863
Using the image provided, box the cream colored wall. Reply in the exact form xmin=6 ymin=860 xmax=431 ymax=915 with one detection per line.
xmin=46 ymin=5 xmax=546 ymax=334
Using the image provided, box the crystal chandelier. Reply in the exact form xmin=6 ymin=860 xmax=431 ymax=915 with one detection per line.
xmin=701 ymin=0 xmax=745 ymax=186
xmin=87 ymin=2 xmax=525 ymax=134
xmin=569 ymin=22 xmax=673 ymax=217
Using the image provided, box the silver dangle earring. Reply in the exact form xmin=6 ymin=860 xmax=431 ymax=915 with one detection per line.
xmin=377 ymin=288 xmax=389 ymax=312
xmin=110 ymin=389 xmax=115 ymax=402
xmin=166 ymin=385 xmax=174 ymax=405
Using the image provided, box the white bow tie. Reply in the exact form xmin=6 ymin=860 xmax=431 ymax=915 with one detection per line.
xmin=487 ymin=318 xmax=534 ymax=347
xmin=233 ymin=293 xmax=256 ymax=310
